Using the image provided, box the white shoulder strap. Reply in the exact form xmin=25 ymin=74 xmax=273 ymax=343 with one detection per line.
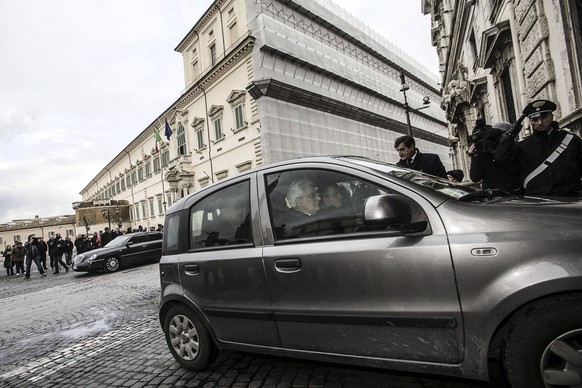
xmin=524 ymin=133 xmax=574 ymax=188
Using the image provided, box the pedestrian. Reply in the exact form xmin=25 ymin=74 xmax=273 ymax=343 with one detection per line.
xmin=469 ymin=121 xmax=522 ymax=193
xmin=394 ymin=135 xmax=448 ymax=178
xmin=37 ymin=237 xmax=48 ymax=270
xmin=11 ymin=242 xmax=25 ymax=275
xmin=446 ymin=169 xmax=464 ymax=183
xmin=74 ymin=234 xmax=86 ymax=254
xmin=52 ymin=234 xmax=69 ymax=274
xmin=91 ymin=232 xmax=99 ymax=249
xmin=64 ymin=236 xmax=74 ymax=265
xmin=47 ymin=235 xmax=56 ymax=269
xmin=495 ymin=100 xmax=582 ymax=196
xmin=24 ymin=235 xmax=46 ymax=279
xmin=3 ymin=245 xmax=13 ymax=276
xmin=100 ymin=227 xmax=112 ymax=247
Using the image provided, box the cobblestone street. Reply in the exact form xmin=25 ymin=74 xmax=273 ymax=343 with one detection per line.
xmin=0 ymin=264 xmax=507 ymax=388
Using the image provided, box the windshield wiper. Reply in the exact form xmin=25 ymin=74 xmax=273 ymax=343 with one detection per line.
xmin=459 ymin=189 xmax=511 ymax=202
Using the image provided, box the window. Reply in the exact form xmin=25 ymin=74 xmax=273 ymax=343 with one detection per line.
xmin=145 ymin=162 xmax=152 ymax=177
xmin=116 ymin=180 xmax=121 ymax=193
xmin=196 ymin=127 xmax=205 ymax=150
xmin=66 ymin=229 xmax=74 ymax=238
xmin=48 ymin=231 xmax=55 ymax=238
xmin=13 ymin=235 xmax=20 ymax=243
xmin=167 ymin=193 xmax=173 ymax=208
xmin=177 ymin=123 xmax=186 ymax=155
xmin=157 ymin=195 xmax=164 ymax=215
xmin=500 ymin=67 xmax=517 ymax=123
xmin=0 ymin=237 xmax=3 ymax=245
xmin=227 ymin=90 xmax=246 ymax=131
xmin=131 ymin=169 xmax=137 ymax=186
xmin=265 ymin=169 xmax=425 ymax=241
xmin=213 ymin=117 xmax=223 ymax=141
xmin=234 ymin=103 xmax=245 ymax=130
xmin=161 ymin=150 xmax=170 ymax=168
xmin=121 ymin=177 xmax=126 ymax=191
xmin=135 ymin=205 xmax=140 ymax=220
xmin=190 ymin=181 xmax=252 ymax=249
xmin=149 ymin=198 xmax=155 ymax=218
xmin=210 ymin=43 xmax=217 ymax=66
xmin=141 ymin=201 xmax=148 ymax=219
xmin=153 ymin=156 xmax=161 ymax=173
xmin=126 ymin=174 xmax=132 ymax=188
xmin=138 ymin=166 xmax=144 ymax=181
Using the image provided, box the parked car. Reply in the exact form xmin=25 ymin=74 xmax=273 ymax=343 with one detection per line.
xmin=73 ymin=231 xmax=163 ymax=273
xmin=158 ymin=156 xmax=582 ymax=388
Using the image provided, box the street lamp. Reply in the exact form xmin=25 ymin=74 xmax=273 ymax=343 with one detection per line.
xmin=400 ymin=70 xmax=431 ymax=137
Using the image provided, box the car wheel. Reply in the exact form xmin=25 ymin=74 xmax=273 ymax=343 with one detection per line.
xmin=104 ymin=256 xmax=120 ymax=272
xmin=163 ymin=305 xmax=218 ymax=370
xmin=502 ymin=294 xmax=582 ymax=388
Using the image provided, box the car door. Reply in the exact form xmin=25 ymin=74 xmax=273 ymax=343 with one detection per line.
xmin=145 ymin=232 xmax=163 ymax=262
xmin=177 ymin=177 xmax=279 ymax=347
xmin=123 ymin=234 xmax=149 ymax=265
xmin=259 ymin=165 xmax=464 ymax=363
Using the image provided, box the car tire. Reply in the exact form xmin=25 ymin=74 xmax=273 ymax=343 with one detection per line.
xmin=163 ymin=304 xmax=218 ymax=370
xmin=104 ymin=256 xmax=120 ymax=272
xmin=502 ymin=293 xmax=582 ymax=388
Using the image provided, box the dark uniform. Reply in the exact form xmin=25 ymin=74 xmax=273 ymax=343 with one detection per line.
xmin=495 ymin=100 xmax=582 ymax=196
xmin=396 ymin=151 xmax=448 ymax=178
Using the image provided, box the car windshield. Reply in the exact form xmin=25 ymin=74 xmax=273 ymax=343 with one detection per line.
xmin=341 ymin=156 xmax=477 ymax=200
xmin=104 ymin=235 xmax=131 ymax=248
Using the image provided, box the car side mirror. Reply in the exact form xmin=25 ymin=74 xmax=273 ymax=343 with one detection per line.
xmin=363 ymin=194 xmax=426 ymax=233
xmin=126 ymin=241 xmax=134 ymax=246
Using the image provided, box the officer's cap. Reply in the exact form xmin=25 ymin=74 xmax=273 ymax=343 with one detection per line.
xmin=523 ymin=99 xmax=556 ymax=119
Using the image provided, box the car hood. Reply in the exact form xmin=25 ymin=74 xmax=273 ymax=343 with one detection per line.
xmin=439 ymin=195 xmax=582 ymax=235
xmin=79 ymin=245 xmax=124 ymax=257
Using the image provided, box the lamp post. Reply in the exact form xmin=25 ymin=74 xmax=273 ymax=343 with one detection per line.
xmin=399 ymin=70 xmax=431 ymax=137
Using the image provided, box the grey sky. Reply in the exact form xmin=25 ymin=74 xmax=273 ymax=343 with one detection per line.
xmin=0 ymin=0 xmax=438 ymax=223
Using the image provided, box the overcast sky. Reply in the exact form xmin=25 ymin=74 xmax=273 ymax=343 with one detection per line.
xmin=0 ymin=0 xmax=439 ymax=223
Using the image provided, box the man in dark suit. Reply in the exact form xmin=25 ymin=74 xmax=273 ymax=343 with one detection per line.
xmin=394 ymin=135 xmax=447 ymax=178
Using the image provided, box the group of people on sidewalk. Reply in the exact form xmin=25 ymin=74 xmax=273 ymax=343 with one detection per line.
xmin=3 ymin=233 xmax=73 ymax=278
xmin=394 ymin=99 xmax=582 ymax=197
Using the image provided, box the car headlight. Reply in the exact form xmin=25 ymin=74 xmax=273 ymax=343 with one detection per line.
xmin=73 ymin=254 xmax=84 ymax=263
xmin=88 ymin=254 xmax=98 ymax=263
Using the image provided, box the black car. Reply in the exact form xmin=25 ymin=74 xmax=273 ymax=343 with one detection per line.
xmin=73 ymin=231 xmax=163 ymax=273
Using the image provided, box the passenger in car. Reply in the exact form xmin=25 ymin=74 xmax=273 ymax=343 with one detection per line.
xmin=204 ymin=196 xmax=251 ymax=246
xmin=286 ymin=179 xmax=321 ymax=217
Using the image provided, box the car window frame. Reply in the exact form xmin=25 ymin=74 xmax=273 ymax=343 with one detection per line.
xmin=185 ymin=175 xmax=259 ymax=253
xmin=257 ymin=164 xmax=432 ymax=246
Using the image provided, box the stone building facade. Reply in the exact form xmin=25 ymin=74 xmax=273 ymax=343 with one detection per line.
xmin=77 ymin=0 xmax=449 ymax=230
xmin=423 ymin=0 xmax=582 ymax=173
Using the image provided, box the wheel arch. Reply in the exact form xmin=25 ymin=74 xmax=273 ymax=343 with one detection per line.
xmin=158 ymin=293 xmax=222 ymax=349
xmin=487 ymin=289 xmax=582 ymax=358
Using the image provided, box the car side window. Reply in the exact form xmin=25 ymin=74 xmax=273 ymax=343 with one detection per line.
xmin=129 ymin=235 xmax=147 ymax=244
xmin=189 ymin=181 xmax=253 ymax=249
xmin=266 ymin=169 xmax=425 ymax=241
xmin=148 ymin=233 xmax=162 ymax=241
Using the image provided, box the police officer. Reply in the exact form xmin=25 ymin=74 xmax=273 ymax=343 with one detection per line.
xmin=495 ymin=99 xmax=582 ymax=196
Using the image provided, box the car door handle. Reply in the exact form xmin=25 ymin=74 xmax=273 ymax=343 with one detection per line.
xmin=184 ymin=264 xmax=200 ymax=275
xmin=275 ymin=258 xmax=302 ymax=273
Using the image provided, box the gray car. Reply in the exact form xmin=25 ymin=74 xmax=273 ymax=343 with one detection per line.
xmin=158 ymin=156 xmax=582 ymax=388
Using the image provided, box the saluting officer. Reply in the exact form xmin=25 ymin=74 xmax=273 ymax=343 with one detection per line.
xmin=494 ymin=99 xmax=582 ymax=196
